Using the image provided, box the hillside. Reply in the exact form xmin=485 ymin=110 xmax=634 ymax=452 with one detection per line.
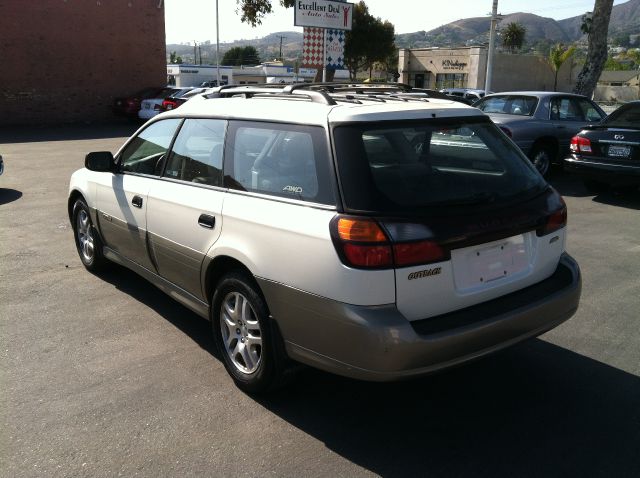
xmin=166 ymin=0 xmax=640 ymax=63
xmin=395 ymin=0 xmax=639 ymax=49
xmin=167 ymin=31 xmax=303 ymax=65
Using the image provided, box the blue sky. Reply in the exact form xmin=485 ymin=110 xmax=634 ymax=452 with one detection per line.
xmin=164 ymin=0 xmax=628 ymax=44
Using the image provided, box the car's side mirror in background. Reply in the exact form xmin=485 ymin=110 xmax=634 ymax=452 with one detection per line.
xmin=85 ymin=151 xmax=115 ymax=172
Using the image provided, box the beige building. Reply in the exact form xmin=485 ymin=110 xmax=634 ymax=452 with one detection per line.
xmin=399 ymin=47 xmax=578 ymax=93
xmin=595 ymin=71 xmax=640 ymax=102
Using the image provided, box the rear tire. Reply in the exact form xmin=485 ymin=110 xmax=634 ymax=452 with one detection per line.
xmin=212 ymin=271 xmax=289 ymax=394
xmin=72 ymin=198 xmax=107 ymax=272
xmin=529 ymin=144 xmax=554 ymax=177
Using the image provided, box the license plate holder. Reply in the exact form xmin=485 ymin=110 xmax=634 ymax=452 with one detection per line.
xmin=608 ymin=145 xmax=631 ymax=158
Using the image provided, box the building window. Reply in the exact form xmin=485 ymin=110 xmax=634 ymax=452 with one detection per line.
xmin=435 ymin=73 xmax=467 ymax=89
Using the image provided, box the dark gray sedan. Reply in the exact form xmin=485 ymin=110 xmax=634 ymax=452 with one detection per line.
xmin=475 ymin=92 xmax=606 ymax=176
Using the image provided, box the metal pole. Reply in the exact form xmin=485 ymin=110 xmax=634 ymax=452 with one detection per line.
xmin=485 ymin=0 xmax=498 ymax=93
xmin=216 ymin=0 xmax=220 ymax=85
xmin=322 ymin=29 xmax=327 ymax=82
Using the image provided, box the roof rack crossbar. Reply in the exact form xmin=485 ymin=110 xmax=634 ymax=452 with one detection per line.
xmin=202 ymin=84 xmax=336 ymax=105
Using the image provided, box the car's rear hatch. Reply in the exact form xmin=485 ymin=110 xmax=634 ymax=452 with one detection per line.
xmin=331 ymin=115 xmax=567 ymax=321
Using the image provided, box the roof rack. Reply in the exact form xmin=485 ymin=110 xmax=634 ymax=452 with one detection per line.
xmin=199 ymin=82 xmax=449 ymax=106
xmin=203 ymin=84 xmax=337 ymax=105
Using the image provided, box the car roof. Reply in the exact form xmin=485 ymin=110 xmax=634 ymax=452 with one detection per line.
xmin=159 ymin=83 xmax=485 ymax=126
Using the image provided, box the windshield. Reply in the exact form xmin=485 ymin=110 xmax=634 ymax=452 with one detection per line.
xmin=333 ymin=117 xmax=546 ymax=215
xmin=476 ymin=95 xmax=538 ymax=116
xmin=603 ymin=103 xmax=640 ymax=128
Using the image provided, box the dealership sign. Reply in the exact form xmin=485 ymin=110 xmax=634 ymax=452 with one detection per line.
xmin=294 ymin=0 xmax=353 ymax=30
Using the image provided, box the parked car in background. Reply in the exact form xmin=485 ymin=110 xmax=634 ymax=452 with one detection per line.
xmin=440 ymin=88 xmax=490 ymax=103
xmin=68 ymin=83 xmax=580 ymax=393
xmin=200 ymin=80 xmax=228 ymax=87
xmin=475 ymin=92 xmax=606 ymax=176
xmin=138 ymin=87 xmax=193 ymax=120
xmin=112 ymin=87 xmax=164 ymax=118
xmin=160 ymin=87 xmax=214 ymax=112
xmin=564 ymin=100 xmax=640 ymax=191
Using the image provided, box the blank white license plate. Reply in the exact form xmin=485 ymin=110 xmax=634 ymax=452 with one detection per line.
xmin=451 ymin=234 xmax=530 ymax=291
xmin=608 ymin=145 xmax=631 ymax=158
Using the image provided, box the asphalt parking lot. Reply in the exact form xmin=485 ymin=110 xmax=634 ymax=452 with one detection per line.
xmin=1 ymin=124 xmax=639 ymax=478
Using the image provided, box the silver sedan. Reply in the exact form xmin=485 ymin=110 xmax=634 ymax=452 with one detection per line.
xmin=475 ymin=91 xmax=606 ymax=176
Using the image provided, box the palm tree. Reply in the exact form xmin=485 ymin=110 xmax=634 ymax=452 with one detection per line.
xmin=501 ymin=22 xmax=526 ymax=53
xmin=549 ymin=44 xmax=576 ymax=91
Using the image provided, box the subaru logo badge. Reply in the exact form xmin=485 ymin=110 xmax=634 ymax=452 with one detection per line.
xmin=614 ymin=134 xmax=625 ymax=140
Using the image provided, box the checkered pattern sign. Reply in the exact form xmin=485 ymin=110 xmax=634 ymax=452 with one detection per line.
xmin=303 ymin=27 xmax=325 ymax=68
xmin=325 ymin=29 xmax=345 ymax=70
xmin=303 ymin=27 xmax=346 ymax=70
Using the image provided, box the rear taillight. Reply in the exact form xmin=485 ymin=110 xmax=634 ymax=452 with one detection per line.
xmin=161 ymin=99 xmax=177 ymax=111
xmin=330 ymin=216 xmax=447 ymax=269
xmin=537 ymin=203 xmax=567 ymax=236
xmin=499 ymin=126 xmax=512 ymax=138
xmin=393 ymin=240 xmax=445 ymax=267
xmin=570 ymin=135 xmax=592 ymax=154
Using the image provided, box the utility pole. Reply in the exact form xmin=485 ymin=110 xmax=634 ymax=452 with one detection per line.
xmin=194 ymin=41 xmax=198 ymax=65
xmin=199 ymin=45 xmax=202 ymax=65
xmin=216 ymin=0 xmax=220 ymax=86
xmin=485 ymin=0 xmax=499 ymax=93
xmin=277 ymin=35 xmax=286 ymax=62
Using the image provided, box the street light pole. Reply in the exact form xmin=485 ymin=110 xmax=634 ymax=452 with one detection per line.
xmin=485 ymin=0 xmax=498 ymax=93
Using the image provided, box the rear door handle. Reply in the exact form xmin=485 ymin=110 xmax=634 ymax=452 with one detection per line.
xmin=131 ymin=195 xmax=143 ymax=208
xmin=198 ymin=214 xmax=216 ymax=229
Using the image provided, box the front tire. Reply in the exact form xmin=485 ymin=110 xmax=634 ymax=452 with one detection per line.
xmin=72 ymin=198 xmax=107 ymax=272
xmin=212 ymin=271 xmax=287 ymax=394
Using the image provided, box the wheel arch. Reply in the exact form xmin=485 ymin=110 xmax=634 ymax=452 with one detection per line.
xmin=68 ymin=189 xmax=85 ymax=222
xmin=529 ymin=136 xmax=559 ymax=161
xmin=203 ymin=255 xmax=264 ymax=308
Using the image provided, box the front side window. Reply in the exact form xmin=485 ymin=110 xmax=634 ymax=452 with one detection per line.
xmin=224 ymin=121 xmax=335 ymax=205
xmin=576 ymin=99 xmax=605 ymax=122
xmin=164 ymin=119 xmax=225 ymax=186
xmin=119 ymin=119 xmax=182 ymax=175
xmin=333 ymin=117 xmax=546 ymax=215
xmin=550 ymin=97 xmax=591 ymax=122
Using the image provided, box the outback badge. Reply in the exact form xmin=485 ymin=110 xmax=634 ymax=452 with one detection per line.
xmin=408 ymin=267 xmax=442 ymax=280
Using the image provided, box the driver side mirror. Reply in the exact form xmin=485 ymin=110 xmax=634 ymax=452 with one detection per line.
xmin=85 ymin=151 xmax=116 ymax=172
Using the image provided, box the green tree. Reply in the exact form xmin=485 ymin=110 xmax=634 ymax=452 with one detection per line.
xmin=501 ymin=22 xmax=526 ymax=52
xmin=573 ymin=0 xmax=615 ymax=97
xmin=344 ymin=2 xmax=396 ymax=80
xmin=169 ymin=51 xmax=183 ymax=64
xmin=548 ymin=44 xmax=576 ymax=91
xmin=236 ymin=0 xmax=295 ymax=26
xmin=604 ymin=56 xmax=633 ymax=70
xmin=222 ymin=46 xmax=261 ymax=66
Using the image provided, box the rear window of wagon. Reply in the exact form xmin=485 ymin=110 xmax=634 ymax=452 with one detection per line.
xmin=332 ymin=117 xmax=545 ymax=216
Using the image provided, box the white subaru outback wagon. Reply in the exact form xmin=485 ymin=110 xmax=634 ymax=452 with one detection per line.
xmin=68 ymin=83 xmax=581 ymax=393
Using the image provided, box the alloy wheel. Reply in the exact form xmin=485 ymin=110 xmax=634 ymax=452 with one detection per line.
xmin=219 ymin=291 xmax=263 ymax=374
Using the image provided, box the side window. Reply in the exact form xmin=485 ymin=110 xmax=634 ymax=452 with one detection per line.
xmin=164 ymin=119 xmax=225 ymax=186
xmin=224 ymin=122 xmax=335 ymax=205
xmin=551 ymin=98 xmax=584 ymax=121
xmin=120 ymin=119 xmax=181 ymax=175
xmin=576 ymin=99 xmax=604 ymax=122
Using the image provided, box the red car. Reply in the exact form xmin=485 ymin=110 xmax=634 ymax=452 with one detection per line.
xmin=112 ymin=87 xmax=165 ymax=117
